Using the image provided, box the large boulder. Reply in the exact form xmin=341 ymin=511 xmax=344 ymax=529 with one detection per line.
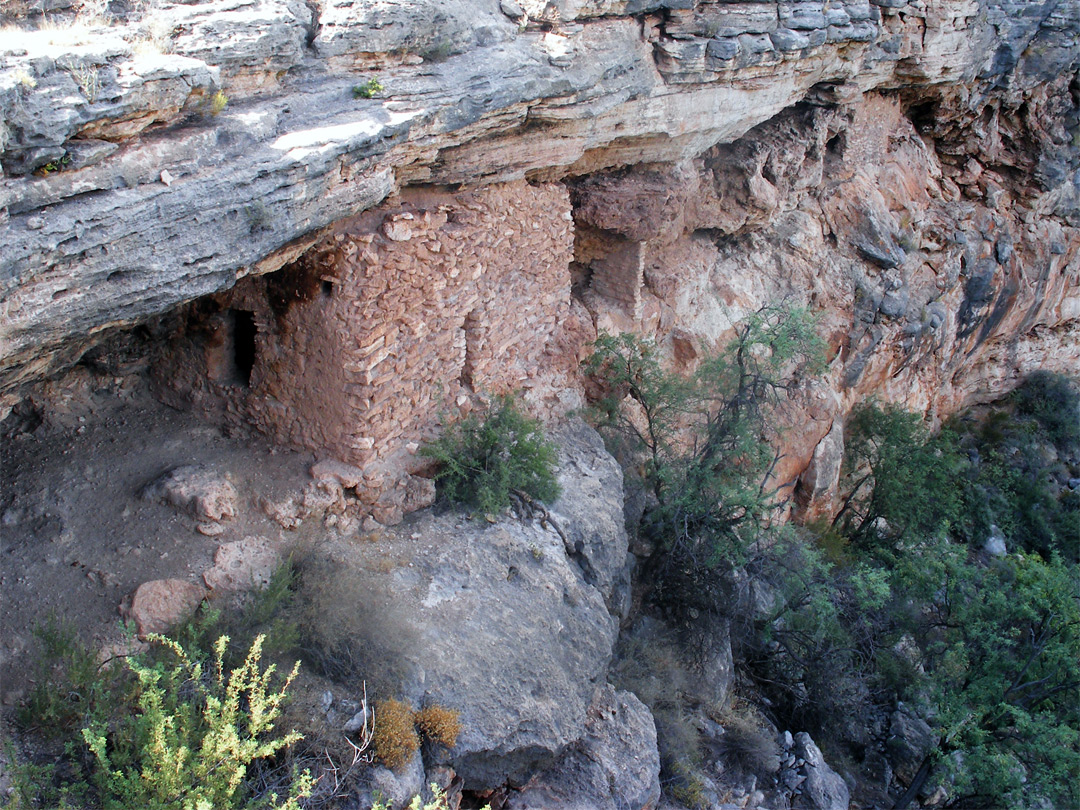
xmin=547 ymin=418 xmax=633 ymax=620
xmin=324 ymin=420 xmax=633 ymax=789
xmin=886 ymin=705 xmax=938 ymax=785
xmin=121 ymin=578 xmax=206 ymax=637
xmin=507 ymin=684 xmax=661 ymax=810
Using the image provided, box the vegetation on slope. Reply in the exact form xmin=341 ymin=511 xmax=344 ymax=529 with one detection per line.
xmin=588 ymin=309 xmax=1078 ymax=809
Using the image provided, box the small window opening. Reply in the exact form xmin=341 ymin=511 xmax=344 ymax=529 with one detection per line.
xmin=321 ymin=280 xmax=334 ymax=299
xmin=230 ymin=310 xmax=257 ymax=387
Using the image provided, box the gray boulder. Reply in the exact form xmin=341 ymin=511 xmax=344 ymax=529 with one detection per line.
xmin=507 ymin=684 xmax=661 ymax=810
xmin=887 ymin=705 xmax=937 ymax=785
xmin=337 ymin=421 xmax=628 ymax=789
xmin=791 ymin=732 xmax=850 ymax=810
xmin=547 ymin=418 xmax=633 ymax=620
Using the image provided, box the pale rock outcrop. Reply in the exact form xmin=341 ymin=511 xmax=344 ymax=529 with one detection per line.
xmin=571 ymin=89 xmax=1078 ymax=507
xmin=886 ymin=705 xmax=938 ymax=786
xmin=201 ymin=535 xmax=281 ymax=592
xmin=789 ymin=732 xmax=851 ymax=810
xmin=140 ymin=464 xmax=238 ymax=522
xmin=507 ymin=684 xmax=661 ymax=810
xmin=2 ymin=0 xmax=1076 ymax=409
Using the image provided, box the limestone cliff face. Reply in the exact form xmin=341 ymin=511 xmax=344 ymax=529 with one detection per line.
xmin=1 ymin=0 xmax=1077 ymax=505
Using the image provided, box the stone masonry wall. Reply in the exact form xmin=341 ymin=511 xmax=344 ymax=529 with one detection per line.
xmin=154 ymin=180 xmax=578 ymax=518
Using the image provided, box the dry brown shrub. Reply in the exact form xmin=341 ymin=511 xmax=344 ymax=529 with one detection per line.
xmin=414 ymin=704 xmax=460 ymax=749
xmin=372 ymin=698 xmax=418 ymax=770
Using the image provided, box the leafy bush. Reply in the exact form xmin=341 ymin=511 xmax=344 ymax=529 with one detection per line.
xmin=797 ymin=395 xmax=1080 ymax=808
xmin=1012 ymin=371 xmax=1080 ymax=454
xmin=17 ymin=616 xmax=116 ymax=738
xmin=371 ymin=698 xmax=419 ymax=770
xmin=834 ymin=401 xmax=966 ymax=552
xmin=82 ymin=633 xmax=311 ymax=810
xmin=421 ymin=395 xmax=560 ymax=516
xmin=11 ymin=605 xmax=311 ymax=809
xmin=352 ymin=77 xmax=384 ymax=99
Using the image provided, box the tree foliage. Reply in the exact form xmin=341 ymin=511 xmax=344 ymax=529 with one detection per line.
xmin=834 ymin=402 xmax=966 ymax=551
xmin=766 ymin=378 xmax=1080 ymax=809
xmin=921 ymin=551 xmax=1080 ymax=809
xmin=587 ymin=304 xmax=825 ymax=615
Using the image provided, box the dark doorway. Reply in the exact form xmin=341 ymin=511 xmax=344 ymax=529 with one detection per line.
xmin=230 ymin=310 xmax=257 ymax=387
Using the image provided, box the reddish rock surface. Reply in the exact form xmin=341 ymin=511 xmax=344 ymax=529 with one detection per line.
xmin=123 ymin=578 xmax=207 ymax=637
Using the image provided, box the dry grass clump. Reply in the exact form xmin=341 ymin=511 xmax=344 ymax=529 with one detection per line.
xmin=292 ymin=556 xmax=416 ymax=696
xmin=372 ymin=698 xmax=419 ymax=770
xmin=414 ymin=705 xmax=460 ymax=749
xmin=715 ymin=697 xmax=781 ymax=777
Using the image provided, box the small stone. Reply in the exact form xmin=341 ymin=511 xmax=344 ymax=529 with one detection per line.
xmin=160 ymin=169 xmax=174 ymax=186
xmin=707 ymin=37 xmax=739 ymax=60
xmin=500 ymin=0 xmax=525 ymax=20
xmin=311 ymin=459 xmax=365 ymax=488
xmin=850 ymin=21 xmax=877 ymax=39
xmin=196 ymin=522 xmax=225 ymax=536
xmin=343 ymin=708 xmax=369 ymax=733
xmin=202 ymin=536 xmax=281 ymax=592
xmin=825 ymin=6 xmax=851 ymax=25
xmin=321 ymin=691 xmax=334 ymax=712
xmin=27 ymin=216 xmax=45 ymax=230
xmin=770 ymin=28 xmax=811 ymax=51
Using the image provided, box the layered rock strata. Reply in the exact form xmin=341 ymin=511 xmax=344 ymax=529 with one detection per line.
xmin=2 ymin=0 xmax=1076 ymax=406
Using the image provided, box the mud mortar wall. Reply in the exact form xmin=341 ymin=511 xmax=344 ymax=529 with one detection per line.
xmin=155 ymin=180 xmax=581 ymax=506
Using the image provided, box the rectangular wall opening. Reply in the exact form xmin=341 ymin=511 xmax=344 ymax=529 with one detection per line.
xmin=229 ymin=309 xmax=257 ymax=387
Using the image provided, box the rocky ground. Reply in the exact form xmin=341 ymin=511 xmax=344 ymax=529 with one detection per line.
xmin=0 ymin=361 xmax=868 ymax=810
xmin=0 ymin=369 xmax=318 ymax=704
xmin=0 ymin=364 xmax=661 ymax=807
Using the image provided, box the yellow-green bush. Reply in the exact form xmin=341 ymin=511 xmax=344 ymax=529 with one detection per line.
xmin=82 ymin=633 xmax=311 ymax=810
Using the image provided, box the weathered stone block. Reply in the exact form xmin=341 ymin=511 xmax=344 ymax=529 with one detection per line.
xmin=780 ymin=2 xmax=827 ymax=30
xmin=707 ymin=37 xmax=740 ymax=60
xmin=770 ymin=27 xmax=812 ymax=50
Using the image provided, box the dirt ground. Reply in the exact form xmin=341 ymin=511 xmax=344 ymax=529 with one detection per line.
xmin=0 ymin=367 xmax=323 ymax=707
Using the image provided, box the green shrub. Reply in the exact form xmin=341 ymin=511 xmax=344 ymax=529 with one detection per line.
xmin=421 ymin=395 xmax=560 ymax=516
xmin=1012 ymin=371 xmax=1079 ymax=454
xmin=17 ymin=616 xmax=115 ymax=738
xmin=352 ymin=77 xmax=384 ymax=99
xmin=82 ymin=633 xmax=311 ymax=810
xmin=586 ymin=304 xmax=824 ymax=615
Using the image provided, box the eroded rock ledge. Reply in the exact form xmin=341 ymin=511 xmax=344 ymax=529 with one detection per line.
xmin=2 ymin=0 xmax=1077 ymax=406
